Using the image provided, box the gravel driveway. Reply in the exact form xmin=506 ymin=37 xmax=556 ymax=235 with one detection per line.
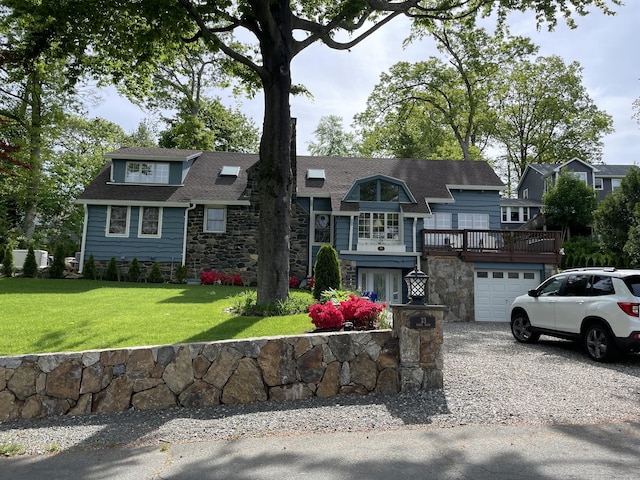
xmin=2 ymin=322 xmax=639 ymax=456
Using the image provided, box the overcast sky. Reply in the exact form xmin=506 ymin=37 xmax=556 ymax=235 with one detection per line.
xmin=88 ymin=2 xmax=640 ymax=166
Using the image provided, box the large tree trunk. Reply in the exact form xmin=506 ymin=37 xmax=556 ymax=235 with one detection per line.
xmin=23 ymin=71 xmax=43 ymax=240
xmin=255 ymin=1 xmax=294 ymax=304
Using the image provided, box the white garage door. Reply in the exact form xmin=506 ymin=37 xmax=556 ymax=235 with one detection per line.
xmin=474 ymin=270 xmax=540 ymax=322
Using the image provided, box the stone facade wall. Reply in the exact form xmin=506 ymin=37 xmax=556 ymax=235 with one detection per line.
xmin=426 ymin=256 xmax=475 ymax=322
xmin=184 ymin=202 xmax=310 ymax=286
xmin=0 ymin=331 xmax=400 ymax=421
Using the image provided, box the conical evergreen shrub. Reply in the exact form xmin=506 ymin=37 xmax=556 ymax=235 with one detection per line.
xmin=22 ymin=247 xmax=38 ymax=277
xmin=312 ymin=244 xmax=341 ymax=300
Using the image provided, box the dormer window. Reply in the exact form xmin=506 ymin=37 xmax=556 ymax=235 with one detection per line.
xmin=360 ymin=179 xmax=399 ymax=202
xmin=125 ymin=162 xmax=169 ymax=184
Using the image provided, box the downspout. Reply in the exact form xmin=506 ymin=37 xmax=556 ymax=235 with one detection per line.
xmin=182 ymin=203 xmax=197 ymax=268
xmin=79 ymin=204 xmax=89 ymax=273
xmin=308 ymin=197 xmax=314 ymax=277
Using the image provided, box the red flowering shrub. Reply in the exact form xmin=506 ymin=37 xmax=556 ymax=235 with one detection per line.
xmin=309 ymin=294 xmax=386 ymax=331
xmin=200 ymin=270 xmax=244 ymax=286
xmin=339 ymin=294 xmax=386 ymax=330
xmin=289 ymin=276 xmax=300 ymax=289
xmin=308 ymin=302 xmax=344 ymax=329
xmin=200 ymin=270 xmax=217 ymax=285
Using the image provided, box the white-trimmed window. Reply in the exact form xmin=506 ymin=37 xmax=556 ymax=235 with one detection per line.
xmin=522 ymin=189 xmax=529 ymax=199
xmin=107 ymin=206 xmax=130 ymax=237
xmin=501 ymin=207 xmax=530 ymax=223
xmin=125 ymin=162 xmax=170 ymax=184
xmin=612 ymin=178 xmax=622 ymax=192
xmin=205 ymin=207 xmax=226 ymax=233
xmin=358 ymin=212 xmax=400 ymax=241
xmin=138 ymin=206 xmax=162 ymax=237
xmin=594 ymin=177 xmax=603 ymax=190
xmin=423 ymin=212 xmax=452 ymax=230
xmin=458 ymin=213 xmax=489 ymax=229
xmin=571 ymin=171 xmax=588 ymax=185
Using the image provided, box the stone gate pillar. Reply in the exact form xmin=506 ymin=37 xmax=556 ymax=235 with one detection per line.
xmin=391 ymin=304 xmax=445 ymax=391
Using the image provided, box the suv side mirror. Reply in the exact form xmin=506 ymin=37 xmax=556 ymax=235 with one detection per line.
xmin=528 ymin=289 xmax=539 ymax=298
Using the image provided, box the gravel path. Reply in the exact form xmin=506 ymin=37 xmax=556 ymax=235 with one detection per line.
xmin=2 ymin=322 xmax=639 ymax=456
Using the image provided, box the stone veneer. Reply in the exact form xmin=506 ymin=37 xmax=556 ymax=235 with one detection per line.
xmin=184 ymin=202 xmax=309 ymax=286
xmin=0 ymin=331 xmax=401 ymax=421
xmin=426 ymin=256 xmax=475 ymax=322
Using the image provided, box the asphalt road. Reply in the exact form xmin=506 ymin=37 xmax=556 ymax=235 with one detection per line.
xmin=2 ymin=421 xmax=640 ymax=479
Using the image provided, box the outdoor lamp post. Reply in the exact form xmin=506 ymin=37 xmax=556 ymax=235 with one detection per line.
xmin=404 ymin=267 xmax=429 ymax=305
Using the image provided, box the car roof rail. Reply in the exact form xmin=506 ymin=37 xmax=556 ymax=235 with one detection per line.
xmin=562 ymin=266 xmax=617 ymax=272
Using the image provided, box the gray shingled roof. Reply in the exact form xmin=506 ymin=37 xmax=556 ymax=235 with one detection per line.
xmin=527 ymin=162 xmax=634 ymax=179
xmin=78 ymin=149 xmax=505 ymax=214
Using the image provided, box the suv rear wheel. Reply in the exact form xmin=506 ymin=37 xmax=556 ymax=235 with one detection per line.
xmin=584 ymin=322 xmax=619 ymax=362
xmin=511 ymin=313 xmax=540 ymax=343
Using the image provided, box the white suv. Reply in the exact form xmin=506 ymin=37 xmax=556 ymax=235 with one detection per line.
xmin=510 ymin=268 xmax=640 ymax=362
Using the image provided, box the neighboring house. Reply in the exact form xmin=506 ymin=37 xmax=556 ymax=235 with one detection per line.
xmin=77 ymin=147 xmax=561 ymax=322
xmin=501 ymin=157 xmax=635 ymax=230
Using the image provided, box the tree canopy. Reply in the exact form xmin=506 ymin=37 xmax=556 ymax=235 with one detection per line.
xmin=307 ymin=115 xmax=358 ymax=157
xmin=594 ymin=166 xmax=640 ymax=264
xmin=2 ymin=0 xmax=623 ymax=302
xmin=542 ymin=170 xmax=598 ymax=242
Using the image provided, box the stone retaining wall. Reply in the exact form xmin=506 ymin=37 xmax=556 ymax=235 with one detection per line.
xmin=0 ymin=331 xmax=400 ymax=421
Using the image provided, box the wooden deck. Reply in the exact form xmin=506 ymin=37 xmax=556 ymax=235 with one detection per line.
xmin=421 ymin=229 xmax=562 ymax=264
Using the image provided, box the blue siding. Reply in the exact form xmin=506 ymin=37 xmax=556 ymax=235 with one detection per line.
xmin=334 ymin=216 xmax=351 ymax=251
xmin=84 ymin=205 xmax=185 ymax=262
xmin=112 ymin=160 xmax=125 ymax=182
xmin=431 ymin=190 xmax=501 ymax=229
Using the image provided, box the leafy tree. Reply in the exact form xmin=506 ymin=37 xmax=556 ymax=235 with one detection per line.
xmin=22 ymin=246 xmax=38 ymax=277
xmin=158 ymin=97 xmax=259 ymax=152
xmin=542 ymin=171 xmax=598 ymax=242
xmin=37 ymin=115 xmax=130 ymax=251
xmin=313 ymin=244 xmax=341 ymax=301
xmin=307 ymin=115 xmax=358 ymax=157
xmin=356 ymin=23 xmax=536 ymax=161
xmin=0 ymin=7 xmax=86 ymax=242
xmin=5 ymin=0 xmax=621 ymax=304
xmin=494 ymin=55 xmax=613 ymax=183
xmin=594 ymin=166 xmax=640 ymax=262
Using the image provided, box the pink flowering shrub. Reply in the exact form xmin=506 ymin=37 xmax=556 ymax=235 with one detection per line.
xmin=199 ymin=270 xmax=244 ymax=286
xmin=289 ymin=276 xmax=300 ymax=289
xmin=309 ymin=294 xmax=386 ymax=330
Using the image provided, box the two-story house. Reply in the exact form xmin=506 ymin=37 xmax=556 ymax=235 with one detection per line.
xmin=501 ymin=157 xmax=634 ymax=230
xmin=77 ymin=147 xmax=561 ymax=322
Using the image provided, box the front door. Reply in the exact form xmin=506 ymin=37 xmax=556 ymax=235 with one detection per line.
xmin=359 ymin=269 xmax=402 ymax=305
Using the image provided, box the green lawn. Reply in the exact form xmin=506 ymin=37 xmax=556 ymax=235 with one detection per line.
xmin=0 ymin=278 xmax=313 ymax=356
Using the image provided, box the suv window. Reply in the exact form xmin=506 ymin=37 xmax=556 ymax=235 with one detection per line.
xmin=564 ymin=274 xmax=591 ymax=296
xmin=589 ymin=275 xmax=615 ymax=296
xmin=538 ymin=276 xmax=564 ymax=296
xmin=622 ymin=275 xmax=640 ymax=296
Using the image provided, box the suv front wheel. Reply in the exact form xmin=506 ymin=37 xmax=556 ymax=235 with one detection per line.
xmin=511 ymin=312 xmax=540 ymax=343
xmin=584 ymin=322 xmax=619 ymax=362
